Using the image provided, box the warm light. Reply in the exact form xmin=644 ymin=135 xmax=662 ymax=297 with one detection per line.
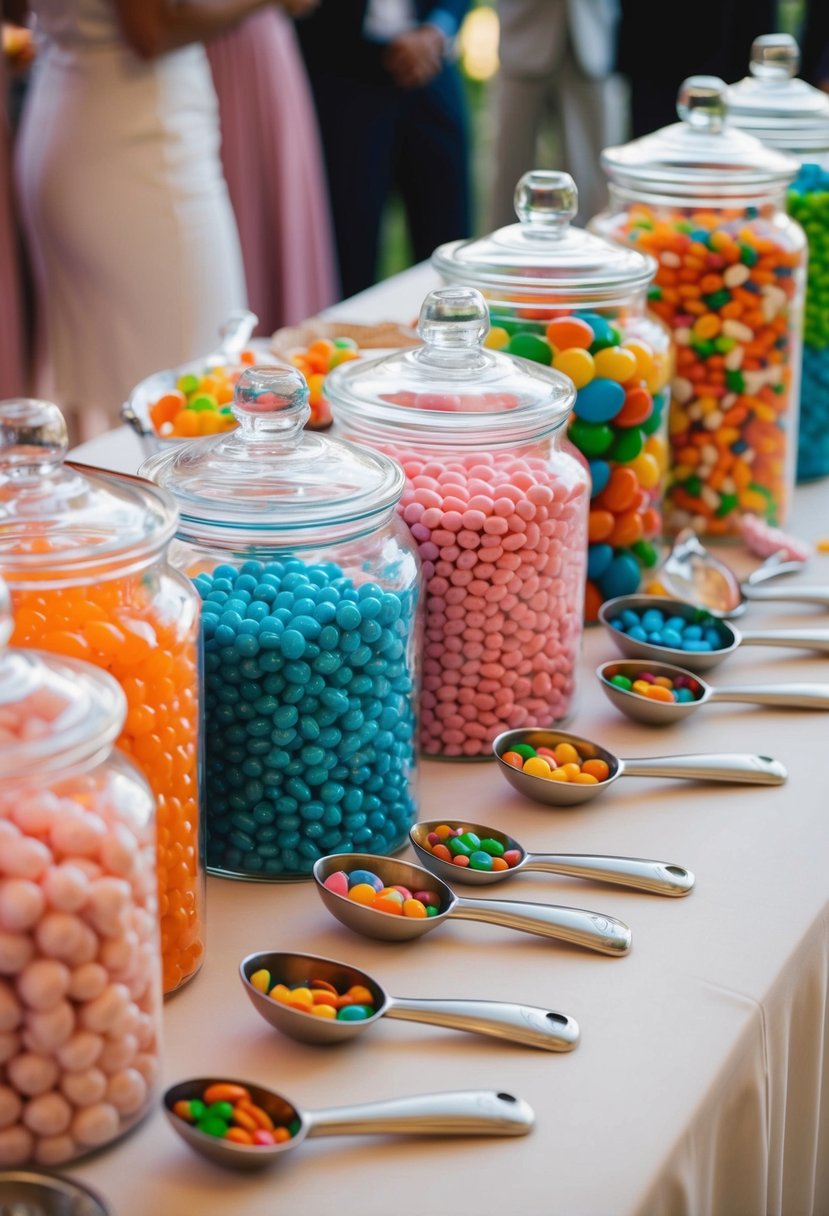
xmin=458 ymin=5 xmax=500 ymax=82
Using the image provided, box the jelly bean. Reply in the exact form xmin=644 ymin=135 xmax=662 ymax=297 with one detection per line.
xmin=469 ymin=852 xmax=494 ymax=871
xmin=593 ymin=347 xmax=639 ymax=383
xmin=522 ymin=756 xmax=552 ymax=778
xmin=607 ymin=608 xmax=728 ymax=653
xmin=507 ymin=333 xmax=553 ymax=364
xmin=788 ymin=167 xmax=829 ymax=481
xmin=603 ymin=665 xmax=703 ymax=706
xmin=580 ymin=758 xmax=610 ymax=782
xmin=574 ymin=378 xmax=626 ymax=423
xmin=588 ymin=459 xmax=611 ymax=497
xmin=553 ymin=346 xmax=596 ymax=389
xmin=546 ymin=317 xmax=594 ymax=349
xmin=250 ymin=969 xmax=271 ymax=994
xmin=512 ymin=744 xmax=537 ymax=760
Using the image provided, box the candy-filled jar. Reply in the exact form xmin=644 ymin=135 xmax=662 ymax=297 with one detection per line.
xmin=593 ymin=77 xmax=806 ymax=537
xmin=140 ymin=367 xmax=421 ymax=879
xmin=0 ymin=399 xmax=203 ymax=996
xmin=726 ymin=35 xmax=829 ymax=482
xmin=326 ymin=287 xmax=588 ymax=758
xmin=0 ymin=581 xmax=162 ymax=1168
xmin=433 ymin=172 xmax=672 ymax=619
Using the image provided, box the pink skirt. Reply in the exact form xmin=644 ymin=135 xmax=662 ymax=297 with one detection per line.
xmin=207 ymin=9 xmax=339 ymax=334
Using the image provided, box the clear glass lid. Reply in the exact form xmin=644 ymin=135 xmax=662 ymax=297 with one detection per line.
xmin=324 ymin=286 xmax=576 ymax=445
xmin=601 ymin=75 xmax=801 ymax=196
xmin=726 ymin=35 xmax=829 ymax=152
xmin=432 ymin=171 xmax=656 ymax=298
xmin=0 ymin=398 xmax=177 ymax=577
xmin=0 ymin=577 xmax=125 ymax=777
xmin=140 ymin=366 xmax=406 ymax=539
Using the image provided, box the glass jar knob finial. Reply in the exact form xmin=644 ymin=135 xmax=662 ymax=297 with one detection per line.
xmin=514 ymin=170 xmax=578 ymax=234
xmin=749 ymin=33 xmax=799 ymax=82
xmin=0 ymin=398 xmax=69 ymax=476
xmin=231 ymin=365 xmax=311 ymax=440
xmin=417 ymin=287 xmax=490 ymax=350
xmin=677 ymin=76 xmax=728 ymax=133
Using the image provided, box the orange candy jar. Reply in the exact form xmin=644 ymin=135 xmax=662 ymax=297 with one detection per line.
xmin=0 ymin=400 xmax=203 ymax=994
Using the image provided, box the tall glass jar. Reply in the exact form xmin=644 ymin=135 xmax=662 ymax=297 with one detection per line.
xmin=592 ymin=77 xmax=806 ymax=538
xmin=140 ymin=367 xmax=421 ymax=880
xmin=0 ymin=399 xmax=203 ymax=995
xmin=432 ymin=172 xmax=672 ymax=619
xmin=726 ymin=35 xmax=829 ymax=482
xmin=0 ymin=581 xmax=161 ymax=1169
xmin=326 ymin=287 xmax=588 ymax=759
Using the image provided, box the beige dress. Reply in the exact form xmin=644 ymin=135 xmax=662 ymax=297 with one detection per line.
xmin=15 ymin=0 xmax=247 ymax=438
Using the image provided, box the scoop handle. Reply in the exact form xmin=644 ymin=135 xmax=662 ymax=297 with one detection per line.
xmin=620 ymin=752 xmax=787 ymax=784
xmin=451 ymin=895 xmax=631 ymax=955
xmin=523 ymin=852 xmax=695 ymax=896
xmin=708 ymin=683 xmax=829 ymax=709
xmin=385 ymin=996 xmax=580 ymax=1051
xmin=304 ymin=1090 xmax=534 ymax=1139
xmin=743 ymin=584 xmax=829 ymax=607
xmin=738 ymin=628 xmax=829 ymax=651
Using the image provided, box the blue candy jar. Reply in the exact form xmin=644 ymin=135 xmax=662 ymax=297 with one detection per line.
xmin=141 ymin=367 xmax=422 ymax=880
xmin=727 ymin=35 xmax=829 ymax=482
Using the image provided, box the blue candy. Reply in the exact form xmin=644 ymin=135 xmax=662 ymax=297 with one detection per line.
xmin=597 ymin=553 xmax=641 ymax=600
xmin=588 ymin=459 xmax=611 ymax=497
xmin=587 ymin=543 xmax=613 ymax=581
xmin=573 ymin=378 xmax=626 ymax=424
xmin=347 ymin=869 xmax=383 ymax=890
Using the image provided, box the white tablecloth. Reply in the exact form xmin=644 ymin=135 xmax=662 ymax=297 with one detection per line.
xmin=66 ymin=265 xmax=829 ymax=1216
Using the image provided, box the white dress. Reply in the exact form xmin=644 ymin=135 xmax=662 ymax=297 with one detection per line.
xmin=15 ymin=0 xmax=247 ymax=437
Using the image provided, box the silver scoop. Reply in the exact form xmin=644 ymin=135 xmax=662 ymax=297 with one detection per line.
xmin=312 ymin=853 xmax=632 ymax=956
xmin=599 ymin=593 xmax=829 ymax=674
xmin=164 ymin=1077 xmax=534 ymax=1172
xmin=410 ymin=819 xmax=694 ymax=897
xmin=659 ymin=528 xmax=829 ymax=619
xmin=240 ymin=949 xmax=579 ymax=1051
xmin=597 ymin=658 xmax=829 ymax=726
xmin=0 ymin=1171 xmax=111 ymax=1215
xmin=494 ymin=727 xmax=787 ymax=808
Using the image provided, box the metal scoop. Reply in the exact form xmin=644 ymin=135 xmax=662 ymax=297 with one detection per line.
xmin=164 ymin=1077 xmax=534 ymax=1172
xmin=599 ymin=594 xmax=829 ymax=674
xmin=240 ymin=950 xmax=579 ymax=1051
xmin=598 ymin=658 xmax=829 ymax=726
xmin=0 ymin=1172 xmax=111 ymax=1215
xmin=660 ymin=528 xmax=829 ymax=619
xmin=313 ymin=853 xmax=632 ymax=956
xmin=410 ymin=820 xmax=694 ymax=897
xmin=494 ymin=727 xmax=786 ymax=808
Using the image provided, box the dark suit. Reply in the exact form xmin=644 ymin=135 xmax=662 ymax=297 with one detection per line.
xmin=296 ymin=0 xmax=471 ymax=299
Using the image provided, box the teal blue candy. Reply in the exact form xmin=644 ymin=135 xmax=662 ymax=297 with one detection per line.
xmin=597 ymin=553 xmax=641 ymax=600
xmin=573 ymin=378 xmax=626 ymax=423
xmin=588 ymin=459 xmax=611 ymax=497
xmin=337 ymin=1005 xmax=374 ymax=1021
xmin=196 ymin=556 xmax=418 ymax=877
xmin=469 ymin=851 xmax=495 ymax=871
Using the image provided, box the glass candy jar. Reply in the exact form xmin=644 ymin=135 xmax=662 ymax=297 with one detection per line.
xmin=0 ymin=399 xmax=203 ymax=995
xmin=326 ymin=287 xmax=589 ymax=758
xmin=593 ymin=76 xmax=806 ymax=537
xmin=433 ymin=172 xmax=672 ymax=618
xmin=0 ymin=582 xmax=161 ymax=1169
xmin=140 ymin=367 xmax=421 ymax=880
xmin=727 ymin=35 xmax=829 ymax=482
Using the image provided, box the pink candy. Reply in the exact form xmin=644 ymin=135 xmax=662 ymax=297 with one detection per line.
xmin=0 ymin=744 xmax=161 ymax=1166
xmin=738 ymin=514 xmax=812 ymax=564
xmin=391 ymin=450 xmax=588 ymax=756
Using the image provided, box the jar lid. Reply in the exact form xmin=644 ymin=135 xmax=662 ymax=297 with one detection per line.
xmin=432 ymin=171 xmax=656 ymax=298
xmin=324 ymin=286 xmax=575 ymax=445
xmin=726 ymin=35 xmax=829 ymax=152
xmin=140 ymin=366 xmax=406 ymax=541
xmin=0 ymin=577 xmax=125 ymax=777
xmin=601 ymin=75 xmax=801 ymax=197
xmin=0 ymin=398 xmax=177 ymax=580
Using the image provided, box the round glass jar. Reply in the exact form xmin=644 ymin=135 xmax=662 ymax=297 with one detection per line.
xmin=326 ymin=287 xmax=588 ymax=758
xmin=0 ymin=399 xmax=203 ymax=996
xmin=593 ymin=76 xmax=806 ymax=538
xmin=0 ymin=581 xmax=162 ymax=1169
xmin=433 ymin=172 xmax=672 ymax=618
xmin=726 ymin=35 xmax=829 ymax=482
xmin=140 ymin=367 xmax=421 ymax=880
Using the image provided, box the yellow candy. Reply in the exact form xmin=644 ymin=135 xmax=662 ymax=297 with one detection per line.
xmin=623 ymin=338 xmax=655 ymax=380
xmin=593 ymin=346 xmax=639 ymax=384
xmin=547 ymin=768 xmax=571 ymax=782
xmin=553 ymin=742 xmax=580 ymax=765
xmin=348 ymin=882 xmax=379 ymax=906
xmin=523 ymin=755 xmax=553 ymax=778
xmin=250 ymin=969 xmax=271 ymax=994
xmin=553 ymin=347 xmax=595 ymax=389
xmin=484 ymin=326 xmax=511 ymax=350
xmin=629 ymin=451 xmax=661 ymax=490
xmin=310 ymin=1004 xmax=337 ymax=1019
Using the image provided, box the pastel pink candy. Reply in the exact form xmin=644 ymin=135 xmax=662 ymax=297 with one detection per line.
xmin=323 ymin=871 xmax=349 ymax=898
xmin=738 ymin=513 xmax=811 ymax=563
xmin=388 ymin=447 xmax=588 ymax=756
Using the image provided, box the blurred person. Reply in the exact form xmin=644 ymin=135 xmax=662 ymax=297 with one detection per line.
xmin=296 ymin=0 xmax=472 ymax=300
xmin=617 ymin=0 xmax=777 ymax=137
xmin=12 ymin=0 xmax=288 ymax=440
xmin=488 ymin=0 xmax=624 ymax=229
xmin=205 ymin=0 xmax=339 ymax=333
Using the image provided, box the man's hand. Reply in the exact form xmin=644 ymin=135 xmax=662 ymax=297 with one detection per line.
xmin=382 ymin=24 xmax=445 ymax=89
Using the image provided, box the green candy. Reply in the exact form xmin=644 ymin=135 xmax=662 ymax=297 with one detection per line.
xmin=448 ymin=836 xmax=472 ymax=858
xmin=207 ymin=1101 xmax=235 ymax=1121
xmin=507 ymin=332 xmax=553 ymax=365
xmin=740 ymin=243 xmax=759 ymax=267
xmin=725 ymin=370 xmax=745 ymax=393
xmin=480 ymin=837 xmax=505 ymax=857
xmin=512 ymin=743 xmax=537 ymax=759
xmin=188 ymin=393 xmax=218 ymax=412
xmin=609 ymin=427 xmax=644 ymax=463
xmin=568 ymin=418 xmax=615 ymax=457
xmin=196 ymin=1116 xmax=230 ymax=1138
xmin=609 ymin=674 xmax=633 ymax=691
xmin=188 ymin=1099 xmax=206 ymax=1121
xmin=457 ymin=831 xmax=481 ymax=851
xmin=631 ymin=539 xmax=658 ymax=567
xmin=704 ymin=290 xmax=731 ymax=311
xmin=426 ymin=905 xmax=440 ymax=917
xmin=176 ymin=372 xmax=200 ymax=395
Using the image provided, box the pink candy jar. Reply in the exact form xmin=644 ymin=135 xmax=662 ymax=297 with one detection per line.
xmin=0 ymin=581 xmax=162 ymax=1169
xmin=326 ymin=287 xmax=587 ymax=759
